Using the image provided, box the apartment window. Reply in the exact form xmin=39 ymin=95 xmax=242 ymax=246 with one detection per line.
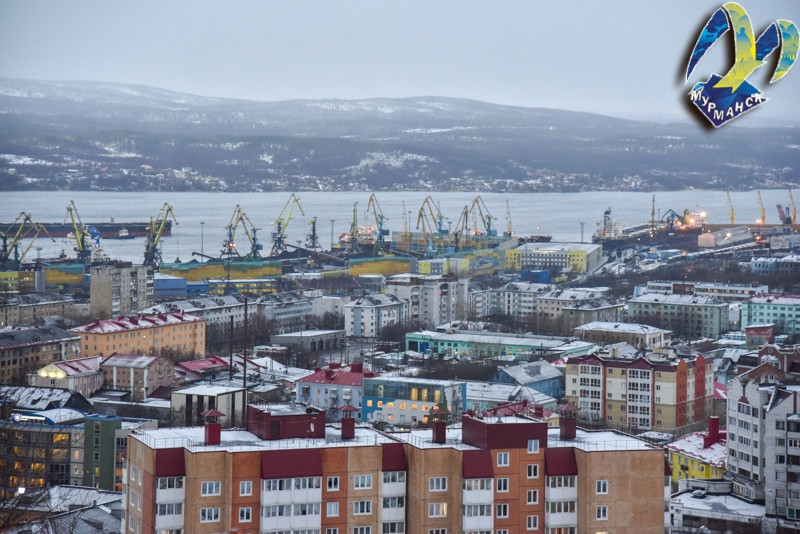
xmin=596 ymin=505 xmax=608 ymax=520
xmin=383 ymin=496 xmax=405 ymax=508
xmin=238 ymin=507 xmax=251 ymax=522
xmin=239 ymin=480 xmax=252 ymax=496
xmin=326 ymin=529 xmax=339 ymax=534
xmin=355 ymin=474 xmax=373 ymax=489
xmin=327 ymin=502 xmax=339 ymax=517
xmin=497 ymin=452 xmax=510 ymax=467
xmin=428 ymin=530 xmax=447 ymax=534
xmin=527 ymin=439 xmax=539 ymax=454
xmin=353 ymin=528 xmax=372 ymax=534
xmin=526 ymin=515 xmax=539 ymax=530
xmin=463 ymin=504 xmax=491 ymax=517
xmin=382 ymin=522 xmax=405 ymax=533
xmin=527 ymin=464 xmax=539 ymax=479
xmin=429 ymin=476 xmax=447 ymax=491
xmin=596 ymin=480 xmax=608 ymax=495
xmin=328 ymin=476 xmax=340 ymax=491
xmin=201 ymin=481 xmax=221 ymax=496
xmin=497 ymin=478 xmax=509 ymax=493
xmin=157 ymin=476 xmax=184 ymax=489
xmin=428 ymin=502 xmax=447 ymax=517
xmin=294 ymin=503 xmax=320 ymax=516
xmin=354 ymin=500 xmax=372 ymax=515
xmin=527 ymin=489 xmax=539 ymax=504
xmin=156 ymin=503 xmax=182 ymax=515
xmin=200 ymin=507 xmax=220 ymax=523
xmin=496 ymin=530 xmax=509 ymax=534
xmin=496 ymin=503 xmax=509 ymax=518
xmin=383 ymin=471 xmax=406 ymax=483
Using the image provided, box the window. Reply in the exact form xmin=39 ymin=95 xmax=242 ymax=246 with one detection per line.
xmin=354 ymin=500 xmax=372 ymax=515
xmin=157 ymin=476 xmax=184 ymax=489
xmin=354 ymin=528 xmax=372 ymax=534
xmin=327 ymin=501 xmax=339 ymax=517
xmin=238 ymin=507 xmax=251 ymax=522
xmin=429 ymin=476 xmax=447 ymax=491
xmin=496 ymin=503 xmax=509 ymax=518
xmin=326 ymin=529 xmax=339 ymax=534
xmin=200 ymin=507 xmax=220 ymax=523
xmin=462 ymin=504 xmax=492 ymax=516
xmin=596 ymin=480 xmax=608 ymax=495
xmin=157 ymin=503 xmax=183 ymax=515
xmin=328 ymin=476 xmax=340 ymax=491
xmin=496 ymin=530 xmax=509 ymax=534
xmin=355 ymin=474 xmax=373 ymax=489
xmin=429 ymin=530 xmax=447 ymax=534
xmin=382 ymin=522 xmax=405 ymax=533
xmin=497 ymin=478 xmax=509 ymax=493
xmin=526 ymin=515 xmax=539 ymax=530
xmin=527 ymin=464 xmax=539 ymax=479
xmin=497 ymin=452 xmax=509 ymax=467
xmin=527 ymin=489 xmax=538 ymax=504
xmin=294 ymin=503 xmax=320 ymax=516
xmin=596 ymin=505 xmax=608 ymax=520
xmin=383 ymin=471 xmax=406 ymax=483
xmin=527 ymin=439 xmax=539 ymax=454
xmin=383 ymin=496 xmax=405 ymax=508
xmin=201 ymin=481 xmax=221 ymax=496
xmin=239 ymin=480 xmax=252 ymax=496
xmin=428 ymin=502 xmax=447 ymax=517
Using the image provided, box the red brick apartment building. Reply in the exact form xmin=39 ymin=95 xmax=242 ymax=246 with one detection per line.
xmin=123 ymin=405 xmax=666 ymax=534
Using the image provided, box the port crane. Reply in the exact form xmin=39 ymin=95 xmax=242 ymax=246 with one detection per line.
xmin=416 ymin=196 xmax=449 ymax=255
xmin=789 ymin=189 xmax=797 ymax=224
xmin=143 ymin=203 xmax=178 ymax=268
xmin=504 ymin=200 xmax=513 ymax=238
xmin=1 ymin=212 xmax=54 ymax=270
xmin=468 ymin=195 xmax=497 ymax=238
xmin=777 ymin=204 xmax=793 ymax=225
xmin=450 ymin=205 xmax=471 ymax=251
xmin=306 ymin=217 xmax=322 ymax=251
xmin=757 ymin=191 xmax=766 ymax=224
xmin=365 ymin=193 xmax=389 ymax=255
xmin=270 ymin=193 xmax=304 ymax=256
xmin=726 ymin=191 xmax=735 ymax=225
xmin=64 ymin=200 xmax=93 ymax=266
xmin=221 ymin=205 xmax=263 ymax=260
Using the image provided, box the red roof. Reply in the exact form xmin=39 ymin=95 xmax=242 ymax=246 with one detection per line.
xmin=177 ymin=355 xmax=229 ymax=372
xmin=545 ymin=447 xmax=578 ymax=476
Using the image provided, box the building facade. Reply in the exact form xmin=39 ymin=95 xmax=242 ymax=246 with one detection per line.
xmin=741 ymin=294 xmax=800 ymax=337
xmin=297 ymin=363 xmax=377 ymax=422
xmin=361 ymin=376 xmax=466 ymax=426
xmin=0 ymin=326 xmax=81 ymax=385
xmin=89 ymin=262 xmax=153 ymax=319
xmin=344 ymin=293 xmax=406 ymax=340
xmin=627 ymin=293 xmax=731 ymax=339
xmin=505 ymin=242 xmax=603 ymax=274
xmin=100 ymin=353 xmax=175 ymax=401
xmin=385 ymin=274 xmax=467 ymax=329
xmin=573 ymin=321 xmax=672 ymax=350
xmin=69 ymin=311 xmax=206 ymax=357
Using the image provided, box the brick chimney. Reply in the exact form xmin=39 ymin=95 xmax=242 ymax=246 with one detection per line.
xmin=703 ymin=416 xmax=720 ymax=448
xmin=559 ymin=417 xmax=576 ymax=440
xmin=205 ymin=422 xmax=221 ymax=445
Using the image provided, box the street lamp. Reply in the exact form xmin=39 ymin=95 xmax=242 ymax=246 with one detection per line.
xmin=200 ymin=221 xmax=205 ymax=262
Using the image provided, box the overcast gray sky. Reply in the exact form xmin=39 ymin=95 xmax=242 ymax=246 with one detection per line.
xmin=1 ymin=0 xmax=799 ymax=122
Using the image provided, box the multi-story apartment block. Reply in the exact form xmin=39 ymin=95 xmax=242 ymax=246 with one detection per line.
xmin=257 ymin=290 xmax=316 ymax=334
xmin=0 ymin=292 xmax=77 ymax=326
xmin=385 ymin=274 xmax=467 ymax=328
xmin=505 ymin=242 xmax=603 ymax=273
xmin=143 ymin=294 xmax=258 ymax=330
xmin=741 ymin=294 xmax=800 ymax=337
xmin=0 ymin=269 xmax=43 ymax=296
xmin=751 ymin=254 xmax=800 ymax=276
xmin=0 ymin=325 xmax=81 ymax=384
xmin=643 ymin=280 xmax=769 ymax=301
xmin=564 ymin=353 xmax=713 ymax=431
xmin=468 ymin=282 xmax=552 ymax=322
xmin=89 ymin=262 xmax=153 ymax=319
xmin=362 ymin=376 xmax=467 ymax=426
xmin=573 ymin=321 xmax=672 ymax=350
xmin=297 ymin=362 xmax=377 ymax=421
xmin=100 ymin=353 xmax=175 ymax=401
xmin=123 ymin=404 xmax=666 ymax=534
xmin=344 ymin=293 xmax=406 ymax=340
xmin=69 ymin=311 xmax=205 ymax=357
xmin=536 ymin=288 xmax=623 ymax=336
xmin=627 ymin=293 xmax=731 ymax=339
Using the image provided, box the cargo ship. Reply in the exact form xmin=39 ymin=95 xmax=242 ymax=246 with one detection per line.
xmin=0 ymin=220 xmax=171 ymax=239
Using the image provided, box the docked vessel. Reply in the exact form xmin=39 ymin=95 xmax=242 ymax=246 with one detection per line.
xmin=0 ymin=221 xmax=171 ymax=239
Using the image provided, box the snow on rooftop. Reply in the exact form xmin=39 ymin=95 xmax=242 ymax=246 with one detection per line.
xmin=670 ymin=490 xmax=765 ymax=518
xmin=665 ymin=431 xmax=727 ymax=467
xmin=174 ymin=384 xmax=245 ymax=396
xmin=547 ymin=427 xmax=655 ymax=452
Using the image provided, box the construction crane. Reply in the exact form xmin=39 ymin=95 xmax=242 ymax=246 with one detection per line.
xmin=504 ymin=200 xmax=513 ymax=238
xmin=1 ymin=212 xmax=54 ymax=270
xmin=757 ymin=191 xmax=765 ymax=224
xmin=789 ymin=189 xmax=797 ymax=224
xmin=222 ymin=205 xmax=263 ymax=260
xmin=64 ymin=200 xmax=93 ymax=265
xmin=468 ymin=195 xmax=497 ymax=238
xmin=726 ymin=191 xmax=735 ymax=225
xmin=777 ymin=205 xmax=793 ymax=225
xmin=450 ymin=205 xmax=471 ymax=251
xmin=144 ymin=203 xmax=178 ymax=268
xmin=365 ymin=193 xmax=389 ymax=255
xmin=270 ymin=193 xmax=305 ymax=256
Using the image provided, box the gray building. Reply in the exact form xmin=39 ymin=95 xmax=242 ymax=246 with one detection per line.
xmin=89 ymin=262 xmax=153 ymax=319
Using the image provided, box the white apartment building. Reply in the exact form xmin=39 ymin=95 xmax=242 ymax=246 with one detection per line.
xmin=385 ymin=274 xmax=468 ymax=328
xmin=344 ymin=293 xmax=405 ymax=340
xmin=142 ymin=294 xmax=257 ymax=328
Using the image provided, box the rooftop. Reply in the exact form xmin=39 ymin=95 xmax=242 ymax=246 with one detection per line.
xmin=546 ymin=427 xmax=656 ymax=452
xmin=665 ymin=431 xmax=727 ymax=467
xmin=102 ymin=353 xmax=158 ymax=369
xmin=70 ymin=311 xmax=203 ymax=334
xmin=0 ymin=325 xmax=80 ymax=349
xmin=630 ymin=293 xmax=727 ymax=306
xmin=575 ymin=321 xmax=671 ymax=335
xmin=670 ymin=490 xmax=765 ymax=520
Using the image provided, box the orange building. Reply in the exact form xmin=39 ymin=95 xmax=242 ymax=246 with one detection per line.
xmin=70 ymin=311 xmax=205 ymax=357
xmin=123 ymin=405 xmax=666 ymax=533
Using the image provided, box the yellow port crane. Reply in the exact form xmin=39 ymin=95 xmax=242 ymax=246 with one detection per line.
xmin=1 ymin=212 xmax=54 ymax=270
xmin=726 ymin=191 xmax=735 ymax=225
xmin=789 ymin=189 xmax=797 ymax=224
xmin=144 ymin=203 xmax=178 ymax=268
xmin=365 ymin=193 xmax=389 ymax=255
xmin=64 ymin=200 xmax=93 ymax=265
xmin=416 ymin=196 xmax=449 ymax=255
xmin=757 ymin=191 xmax=766 ymax=224
xmin=270 ymin=193 xmax=304 ymax=256
xmin=222 ymin=205 xmax=263 ymax=260
xmin=468 ymin=195 xmax=497 ymax=239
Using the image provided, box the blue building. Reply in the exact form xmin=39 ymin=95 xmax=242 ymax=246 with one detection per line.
xmin=490 ymin=359 xmax=565 ymax=399
xmin=361 ymin=376 xmax=466 ymax=427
